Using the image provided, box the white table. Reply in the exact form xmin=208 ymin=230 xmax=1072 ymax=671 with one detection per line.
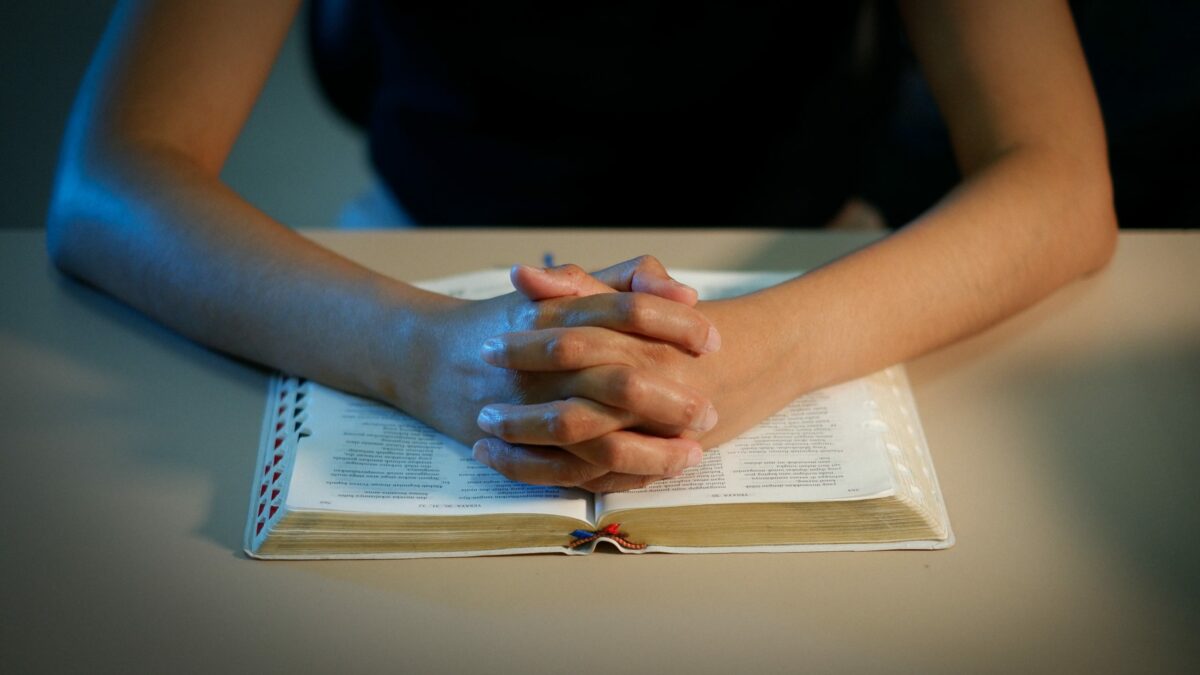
xmin=2 ymin=229 xmax=1197 ymax=672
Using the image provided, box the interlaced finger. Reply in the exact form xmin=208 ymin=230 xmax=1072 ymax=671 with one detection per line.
xmin=477 ymin=398 xmax=634 ymax=446
xmin=589 ymin=255 xmax=699 ymax=306
xmin=472 ymin=438 xmax=608 ymax=487
xmin=482 ymin=327 xmax=649 ymax=370
xmin=559 ymin=364 xmax=718 ymax=433
xmin=564 ymin=431 xmax=701 ymax=477
xmin=472 ymin=432 xmax=701 ymax=487
xmin=526 ymin=292 xmax=720 ymax=355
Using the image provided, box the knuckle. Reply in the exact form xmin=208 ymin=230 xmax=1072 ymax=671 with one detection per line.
xmin=613 ymin=369 xmax=648 ymax=407
xmin=556 ymin=264 xmax=586 ymax=285
xmin=678 ymin=396 xmax=702 ymax=427
xmin=640 ymin=339 xmax=675 ymax=365
xmin=634 ymin=254 xmax=664 ymax=273
xmin=545 ymin=403 xmax=586 ymax=444
xmin=591 ymin=435 xmax=629 ymax=472
xmin=492 ymin=415 xmax=522 ymax=442
xmin=533 ymin=303 xmax=562 ymax=330
xmin=486 ymin=413 xmax=512 ymax=439
xmin=508 ymin=301 xmax=542 ymax=331
xmin=618 ymin=293 xmax=652 ymax=329
xmin=544 ymin=332 xmax=584 ymax=368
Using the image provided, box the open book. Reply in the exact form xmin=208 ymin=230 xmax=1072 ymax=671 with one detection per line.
xmin=244 ymin=270 xmax=953 ymax=558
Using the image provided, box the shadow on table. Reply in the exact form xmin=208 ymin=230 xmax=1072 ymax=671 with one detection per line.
xmin=42 ymin=267 xmax=267 ymax=555
xmin=995 ymin=335 xmax=1200 ymax=626
xmin=724 ymin=229 xmax=881 ymax=271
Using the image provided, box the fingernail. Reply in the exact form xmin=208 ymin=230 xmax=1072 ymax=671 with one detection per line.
xmin=692 ymin=405 xmax=718 ymax=433
xmin=701 ymin=326 xmax=722 ymax=354
xmin=472 ymin=439 xmax=492 ymax=465
xmin=476 ymin=406 xmax=501 ymax=434
xmin=480 ymin=337 xmax=504 ymax=363
xmin=686 ymin=446 xmax=703 ymax=468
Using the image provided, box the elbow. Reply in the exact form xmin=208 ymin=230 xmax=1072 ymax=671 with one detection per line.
xmin=45 ymin=134 xmax=131 ymax=281
xmin=1089 ymin=201 xmax=1118 ymax=275
xmin=45 ymin=153 xmax=115 ymax=282
xmin=1047 ymin=145 xmax=1119 ymax=278
xmin=46 ymin=103 xmax=97 ymax=277
xmin=1081 ymin=165 xmax=1119 ymax=276
xmin=45 ymin=179 xmax=78 ymax=276
xmin=45 ymin=169 xmax=89 ymax=279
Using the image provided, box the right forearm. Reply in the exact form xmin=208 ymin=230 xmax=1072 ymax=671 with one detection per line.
xmin=47 ymin=143 xmax=443 ymax=402
xmin=56 ymin=1 xmax=707 ymax=492
xmin=49 ymin=149 xmax=721 ymax=487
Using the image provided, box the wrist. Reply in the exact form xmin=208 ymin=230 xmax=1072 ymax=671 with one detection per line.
xmin=363 ymin=281 xmax=466 ymax=414
xmin=693 ymin=296 xmax=813 ymax=446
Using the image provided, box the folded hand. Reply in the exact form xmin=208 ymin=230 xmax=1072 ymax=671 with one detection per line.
xmin=469 ymin=257 xmax=737 ymax=492
xmin=405 ymin=256 xmax=723 ymax=491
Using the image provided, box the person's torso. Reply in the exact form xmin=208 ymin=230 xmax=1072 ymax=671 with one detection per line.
xmin=364 ymin=1 xmax=873 ymax=226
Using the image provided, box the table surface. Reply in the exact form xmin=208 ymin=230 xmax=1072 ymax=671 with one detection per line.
xmin=2 ymin=229 xmax=1197 ymax=673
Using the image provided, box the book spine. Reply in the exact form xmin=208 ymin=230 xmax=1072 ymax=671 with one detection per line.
xmin=245 ymin=375 xmax=310 ymax=554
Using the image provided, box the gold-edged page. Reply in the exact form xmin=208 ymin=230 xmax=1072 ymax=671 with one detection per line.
xmin=598 ymin=374 xmax=898 ymax=516
xmin=285 ymin=383 xmax=592 ymax=522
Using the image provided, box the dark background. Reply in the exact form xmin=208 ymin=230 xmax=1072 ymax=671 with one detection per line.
xmin=1 ymin=0 xmax=1195 ymax=231
xmin=0 ymin=0 xmax=372 ymax=231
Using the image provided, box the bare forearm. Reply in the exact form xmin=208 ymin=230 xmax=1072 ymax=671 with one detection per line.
xmin=47 ymin=145 xmax=440 ymax=402
xmin=713 ymin=147 xmax=1116 ymax=441
xmin=46 ymin=146 xmax=721 ymax=474
xmin=45 ymin=0 xmax=432 ymax=401
xmin=803 ymin=150 xmax=1110 ymax=382
xmin=717 ymin=0 xmax=1120 ymax=429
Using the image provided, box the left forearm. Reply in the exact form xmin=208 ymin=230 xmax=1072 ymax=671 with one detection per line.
xmin=787 ymin=144 xmax=1115 ymax=387
xmin=700 ymin=146 xmax=1116 ymax=446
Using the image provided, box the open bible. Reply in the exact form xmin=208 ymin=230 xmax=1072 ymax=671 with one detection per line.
xmin=244 ymin=270 xmax=953 ymax=558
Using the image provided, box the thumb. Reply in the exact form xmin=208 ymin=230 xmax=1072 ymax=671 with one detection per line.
xmin=510 ymin=263 xmax=617 ymax=300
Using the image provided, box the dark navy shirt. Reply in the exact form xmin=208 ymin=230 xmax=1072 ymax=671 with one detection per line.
xmin=361 ymin=2 xmax=874 ymax=226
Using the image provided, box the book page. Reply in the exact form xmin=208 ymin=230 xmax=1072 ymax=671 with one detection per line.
xmin=415 ymin=268 xmax=515 ymax=299
xmin=285 ymin=383 xmax=591 ymax=521
xmin=418 ymin=268 xmax=802 ymax=303
xmin=598 ymin=375 xmax=898 ymax=514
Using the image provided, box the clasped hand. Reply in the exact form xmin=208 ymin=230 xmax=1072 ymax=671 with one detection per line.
xmin=409 ymin=256 xmax=727 ymax=493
